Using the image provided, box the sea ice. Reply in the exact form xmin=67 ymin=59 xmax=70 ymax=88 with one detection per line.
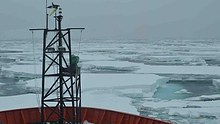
xmin=175 ymin=89 xmax=192 ymax=94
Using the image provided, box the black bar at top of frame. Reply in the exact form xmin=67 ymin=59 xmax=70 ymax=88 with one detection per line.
xmin=29 ymin=28 xmax=85 ymax=31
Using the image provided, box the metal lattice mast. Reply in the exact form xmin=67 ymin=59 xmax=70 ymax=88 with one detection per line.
xmin=30 ymin=4 xmax=84 ymax=124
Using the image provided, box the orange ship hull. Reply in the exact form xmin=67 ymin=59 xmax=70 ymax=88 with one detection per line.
xmin=0 ymin=107 xmax=171 ymax=124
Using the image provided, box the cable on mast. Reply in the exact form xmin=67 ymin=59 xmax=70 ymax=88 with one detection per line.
xmin=77 ymin=30 xmax=83 ymax=56
xmin=31 ymin=31 xmax=41 ymax=112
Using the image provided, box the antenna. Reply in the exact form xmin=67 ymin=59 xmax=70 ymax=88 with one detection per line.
xmin=46 ymin=2 xmax=60 ymax=29
xmin=46 ymin=0 xmax=48 ymax=29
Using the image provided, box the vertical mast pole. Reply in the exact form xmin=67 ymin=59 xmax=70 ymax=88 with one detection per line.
xmin=46 ymin=0 xmax=48 ymax=29
xmin=57 ymin=13 xmax=64 ymax=124
xmin=41 ymin=29 xmax=47 ymax=124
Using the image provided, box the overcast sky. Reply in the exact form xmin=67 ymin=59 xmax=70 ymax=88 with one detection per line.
xmin=0 ymin=0 xmax=219 ymax=39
